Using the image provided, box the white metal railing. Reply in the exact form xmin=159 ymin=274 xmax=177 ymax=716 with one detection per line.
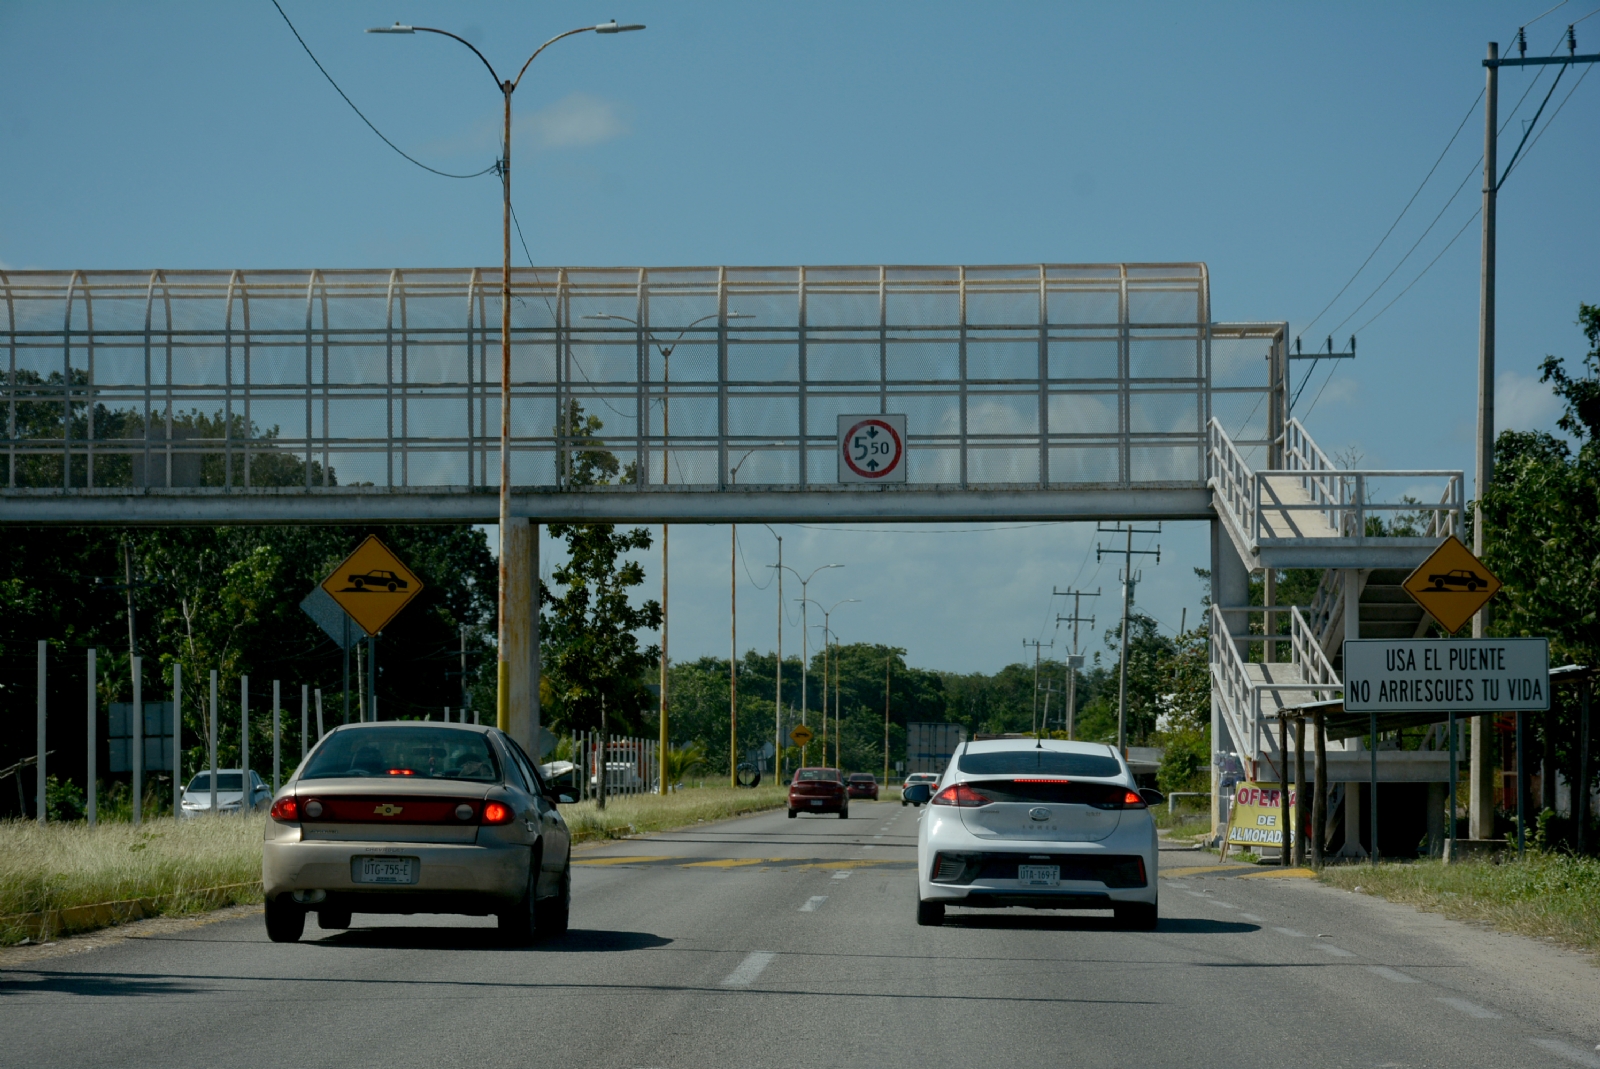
xmin=1208 ymin=417 xmax=1464 ymax=550
xmin=1209 ymin=602 xmax=1342 ymax=766
xmin=1307 ymin=569 xmax=1344 ymax=652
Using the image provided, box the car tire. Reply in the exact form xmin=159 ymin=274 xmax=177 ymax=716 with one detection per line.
xmin=499 ymin=870 xmax=538 ymax=946
xmin=788 ymin=808 xmax=797 ymax=819
xmin=916 ymin=900 xmax=945 ymax=927
xmin=535 ymin=865 xmax=570 ymax=938
xmin=386 ymin=582 xmax=397 ymax=591
xmin=265 ymin=896 xmax=304 ymax=943
xmin=317 ymin=908 xmax=351 ymax=931
xmin=352 ymin=578 xmax=365 ymax=589
xmin=839 ymin=807 xmax=849 ymax=819
xmin=1114 ymin=902 xmax=1157 ymax=930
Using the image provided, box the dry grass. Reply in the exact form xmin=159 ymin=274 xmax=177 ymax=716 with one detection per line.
xmin=1318 ymin=852 xmax=1600 ymax=954
xmin=0 ymin=815 xmax=265 ymax=942
xmin=562 ymin=785 xmax=789 ymax=844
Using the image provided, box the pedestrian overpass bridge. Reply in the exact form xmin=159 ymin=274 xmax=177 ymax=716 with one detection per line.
xmin=0 ymin=263 xmax=1466 ymax=846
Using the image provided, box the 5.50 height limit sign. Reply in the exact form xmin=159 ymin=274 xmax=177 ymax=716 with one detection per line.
xmin=1342 ymin=638 xmax=1549 ymax=713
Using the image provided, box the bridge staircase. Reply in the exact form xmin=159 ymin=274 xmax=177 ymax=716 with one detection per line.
xmin=1206 ymin=417 xmax=1464 ymax=793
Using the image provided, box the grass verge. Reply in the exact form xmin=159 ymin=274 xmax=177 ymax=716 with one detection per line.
xmin=0 ymin=785 xmax=792 ymax=943
xmin=1318 ymin=852 xmax=1600 ymax=954
xmin=0 ymin=816 xmax=265 ymax=944
xmin=563 ymin=785 xmax=789 ymax=844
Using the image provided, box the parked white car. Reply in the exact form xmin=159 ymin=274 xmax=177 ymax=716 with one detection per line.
xmin=589 ymin=761 xmax=649 ymax=793
xmin=180 ymin=769 xmax=271 ymax=817
xmin=914 ymin=738 xmax=1161 ymax=928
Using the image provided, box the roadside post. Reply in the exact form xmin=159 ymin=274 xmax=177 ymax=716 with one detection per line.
xmin=1583 ymin=679 xmax=1592 ymax=856
xmin=1279 ymin=714 xmax=1291 ymax=865
xmin=300 ymin=684 xmax=309 ymax=764
xmin=132 ymin=655 xmax=142 ymax=827
xmin=36 ymin=640 xmax=46 ymax=825
xmin=272 ymin=679 xmax=281 ymax=792
xmin=1448 ymin=711 xmax=1458 ymax=849
xmin=241 ymin=676 xmax=250 ymax=808
xmin=172 ymin=663 xmax=182 ymax=817
xmin=208 ymin=670 xmax=218 ymax=815
xmin=1369 ymin=710 xmax=1378 ymax=865
xmin=86 ymin=648 xmax=97 ymax=827
xmin=315 ymin=689 xmax=324 ymax=739
xmin=1312 ymin=707 xmax=1327 ymax=867
xmin=1516 ymin=709 xmax=1528 ymax=857
xmin=1293 ymin=716 xmax=1307 ymax=867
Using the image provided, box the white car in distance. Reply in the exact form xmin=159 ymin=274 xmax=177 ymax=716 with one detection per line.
xmin=914 ymin=738 xmax=1161 ymax=928
xmin=180 ymin=769 xmax=271 ymax=817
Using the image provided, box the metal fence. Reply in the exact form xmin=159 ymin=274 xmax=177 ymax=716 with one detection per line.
xmin=0 ymin=265 xmax=1284 ymax=503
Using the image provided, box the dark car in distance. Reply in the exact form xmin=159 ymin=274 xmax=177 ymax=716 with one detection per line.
xmin=845 ymin=773 xmax=879 ymax=800
xmin=789 ymin=768 xmax=848 ymax=818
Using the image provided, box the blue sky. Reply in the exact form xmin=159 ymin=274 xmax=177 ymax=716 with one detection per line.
xmin=3 ymin=1 xmax=1597 ymax=674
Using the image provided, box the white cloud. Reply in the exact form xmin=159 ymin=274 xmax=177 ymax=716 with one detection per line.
xmin=517 ymin=93 xmax=629 ymax=149
xmin=1496 ymin=369 xmax=1563 ymax=433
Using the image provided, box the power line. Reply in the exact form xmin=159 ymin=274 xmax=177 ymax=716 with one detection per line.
xmin=269 ymin=0 xmax=497 ymax=180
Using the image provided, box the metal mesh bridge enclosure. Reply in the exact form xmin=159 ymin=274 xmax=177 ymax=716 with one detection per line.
xmin=0 ymin=265 xmax=1286 ymax=521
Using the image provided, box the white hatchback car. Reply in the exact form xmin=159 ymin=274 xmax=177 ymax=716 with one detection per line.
xmin=914 ymin=738 xmax=1161 ymax=928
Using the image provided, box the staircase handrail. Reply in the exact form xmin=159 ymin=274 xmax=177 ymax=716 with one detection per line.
xmin=1206 ymin=418 xmax=1257 ymax=543
xmin=1290 ymin=604 xmax=1340 ymax=688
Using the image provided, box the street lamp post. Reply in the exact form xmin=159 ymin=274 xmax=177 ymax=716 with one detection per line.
xmin=775 ymin=564 xmax=842 ymax=765
xmin=584 ymin=312 xmax=751 ymax=795
xmin=804 ymin=598 xmax=858 ymax=769
xmin=368 ymin=18 xmax=644 ymax=742
xmin=760 ymin=527 xmax=784 ymax=782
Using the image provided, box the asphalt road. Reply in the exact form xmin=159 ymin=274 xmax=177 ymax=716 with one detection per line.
xmin=3 ymin=800 xmax=1599 ymax=1069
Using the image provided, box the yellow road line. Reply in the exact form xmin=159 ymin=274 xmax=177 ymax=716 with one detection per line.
xmin=793 ymin=859 xmax=911 ymax=870
xmin=572 ymin=856 xmax=675 ymax=866
xmin=1235 ymin=867 xmax=1317 ymax=879
xmin=681 ymin=857 xmax=777 ymax=868
xmin=1159 ymin=864 xmax=1257 ymax=879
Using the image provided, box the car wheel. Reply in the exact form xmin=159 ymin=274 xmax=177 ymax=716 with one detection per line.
xmin=386 ymin=582 xmax=398 ymax=591
xmin=317 ymin=908 xmax=351 ymax=931
xmin=534 ymin=865 xmax=570 ymax=938
xmin=499 ymin=870 xmax=538 ymax=946
xmin=1114 ymin=902 xmax=1157 ymax=930
xmin=788 ymin=808 xmax=797 ymax=818
xmin=916 ymin=900 xmax=945 ymax=926
xmin=264 ymin=896 xmax=304 ymax=943
xmin=352 ymin=578 xmax=365 ymax=589
xmin=901 ymin=800 xmax=907 ymax=807
xmin=839 ymin=807 xmax=849 ymax=819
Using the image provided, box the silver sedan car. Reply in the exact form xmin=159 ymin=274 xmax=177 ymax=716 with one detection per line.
xmin=263 ymin=722 xmax=575 ymax=945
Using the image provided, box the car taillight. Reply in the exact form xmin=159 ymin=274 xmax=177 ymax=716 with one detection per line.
xmin=387 ymin=768 xmax=415 ymax=776
xmin=1089 ymin=787 xmax=1147 ymax=810
xmin=269 ymin=796 xmax=298 ymax=823
xmin=931 ymin=783 xmax=992 ymax=807
xmin=1121 ymin=789 xmax=1146 ymax=809
xmin=482 ymin=802 xmax=513 ymax=825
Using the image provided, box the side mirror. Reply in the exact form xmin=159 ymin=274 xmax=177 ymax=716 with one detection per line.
xmin=903 ymin=783 xmax=933 ymax=805
xmin=550 ymin=790 xmax=578 ymax=805
xmin=1139 ymin=788 xmax=1165 ymax=808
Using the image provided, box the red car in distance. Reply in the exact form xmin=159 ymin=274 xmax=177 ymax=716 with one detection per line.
xmin=789 ymin=767 xmax=849 ymax=818
xmin=846 ymin=773 xmax=879 ymax=800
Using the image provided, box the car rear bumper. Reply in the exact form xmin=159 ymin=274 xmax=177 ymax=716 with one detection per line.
xmin=262 ymin=833 xmax=529 ymax=906
xmin=918 ymin=813 xmax=1158 ymax=907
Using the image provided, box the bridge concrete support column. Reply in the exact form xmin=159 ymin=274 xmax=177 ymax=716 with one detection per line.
xmin=1210 ymin=520 xmax=1251 ymax=837
xmin=501 ymin=518 xmax=541 ymax=757
xmin=1469 ymin=715 xmax=1497 ymax=839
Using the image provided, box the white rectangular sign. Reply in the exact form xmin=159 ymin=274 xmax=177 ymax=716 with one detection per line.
xmin=837 ymin=414 xmax=907 ymax=483
xmin=1343 ymin=638 xmax=1549 ymax=713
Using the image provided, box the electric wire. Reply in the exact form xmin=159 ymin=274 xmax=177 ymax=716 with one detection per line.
xmin=269 ymin=0 xmax=497 ymax=180
xmin=1501 ymin=61 xmax=1592 ymax=185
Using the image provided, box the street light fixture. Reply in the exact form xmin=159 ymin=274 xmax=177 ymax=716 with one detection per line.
xmin=368 ymin=17 xmax=644 ymax=745
xmin=805 ymin=598 xmax=859 ymax=768
xmin=581 ymin=310 xmax=752 ymax=794
xmin=773 ymin=564 xmax=843 ymax=765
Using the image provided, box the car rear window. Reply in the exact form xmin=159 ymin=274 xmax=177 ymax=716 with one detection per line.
xmin=957 ymin=748 xmax=1122 ymax=778
xmin=188 ymin=773 xmax=243 ymax=792
xmin=848 ymin=774 xmax=875 ymax=782
xmin=300 ymin=727 xmax=500 ymax=783
xmin=795 ymin=769 xmax=840 ymax=782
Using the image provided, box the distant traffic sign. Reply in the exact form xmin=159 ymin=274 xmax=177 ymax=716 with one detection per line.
xmin=1402 ymin=536 xmax=1501 ymax=634
xmin=838 ymin=415 xmax=906 ymax=482
xmin=320 ymin=535 xmax=423 ymax=637
xmin=789 ymin=724 xmax=815 ymax=747
xmin=1343 ymin=638 xmax=1549 ymax=713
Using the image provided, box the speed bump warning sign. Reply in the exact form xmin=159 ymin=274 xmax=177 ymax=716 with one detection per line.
xmin=1401 ymin=535 xmax=1501 ymax=635
xmin=320 ymin=535 xmax=424 ymax=637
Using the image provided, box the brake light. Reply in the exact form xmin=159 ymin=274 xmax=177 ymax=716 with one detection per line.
xmin=931 ymin=783 xmax=992 ymax=808
xmin=387 ymin=769 xmax=415 ymax=776
xmin=269 ymin=796 xmax=298 ymax=823
xmin=482 ymin=802 xmax=513 ymax=824
xmin=1014 ymin=778 xmax=1071 ymax=783
xmin=1121 ymin=789 xmax=1146 ymax=808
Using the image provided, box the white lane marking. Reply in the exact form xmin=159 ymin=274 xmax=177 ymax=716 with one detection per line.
xmin=1367 ymin=966 xmax=1419 ymax=983
xmin=873 ymin=834 xmax=885 ymax=839
xmin=1239 ymin=913 xmax=1264 ymax=922
xmin=1184 ymin=890 xmax=1209 ymax=899
xmin=1272 ymin=926 xmax=1308 ymax=937
xmin=831 ymin=871 xmax=851 ymax=880
xmin=1210 ymin=901 xmax=1239 ymax=910
xmin=1529 ymin=1038 xmax=1600 ymax=1067
xmin=799 ymin=896 xmax=828 ymax=911
xmin=721 ymin=951 xmax=776 ymax=987
xmin=1437 ymin=997 xmax=1500 ymax=1019
xmin=860 ymin=845 xmax=875 ymax=850
xmin=1311 ymin=943 xmax=1354 ymax=957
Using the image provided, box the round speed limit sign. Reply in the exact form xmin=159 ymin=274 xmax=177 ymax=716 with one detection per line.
xmin=838 ymin=415 xmax=906 ymax=482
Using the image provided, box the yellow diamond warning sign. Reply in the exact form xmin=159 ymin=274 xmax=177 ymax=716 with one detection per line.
xmin=320 ymin=535 xmax=424 ymax=637
xmin=789 ymin=724 xmax=814 ymax=748
xmin=1402 ymin=535 xmax=1501 ymax=636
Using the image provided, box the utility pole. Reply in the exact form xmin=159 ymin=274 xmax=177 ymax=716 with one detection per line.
xmin=1470 ymin=27 xmax=1598 ymax=837
xmin=1054 ymin=587 xmax=1100 ymax=741
xmin=1098 ymin=523 xmax=1161 ymax=753
xmin=1022 ymin=638 xmax=1053 ymax=735
xmin=1037 ymin=679 xmax=1065 ymax=735
xmin=883 ymin=652 xmax=892 ymax=786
